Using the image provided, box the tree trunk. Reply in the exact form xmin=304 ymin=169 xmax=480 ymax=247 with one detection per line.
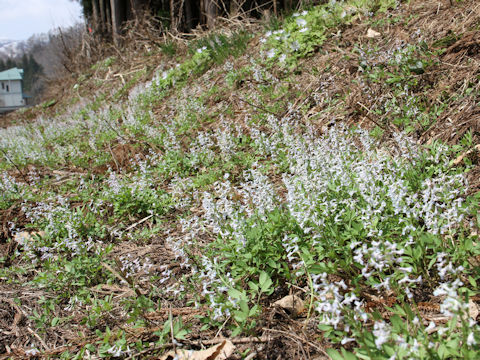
xmin=203 ymin=0 xmax=218 ymax=28
xmin=169 ymin=0 xmax=185 ymax=31
xmin=99 ymin=0 xmax=107 ymax=33
xmin=106 ymin=1 xmax=112 ymax=35
xmin=170 ymin=0 xmax=176 ymax=30
xmin=185 ymin=0 xmax=194 ymax=30
xmin=110 ymin=0 xmax=122 ymax=44
xmin=91 ymin=0 xmax=101 ymax=33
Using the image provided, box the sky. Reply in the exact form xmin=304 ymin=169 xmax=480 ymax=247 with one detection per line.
xmin=0 ymin=0 xmax=84 ymax=40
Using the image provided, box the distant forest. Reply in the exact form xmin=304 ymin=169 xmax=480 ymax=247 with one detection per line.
xmin=77 ymin=0 xmax=310 ymax=41
xmin=0 ymin=25 xmax=85 ymax=103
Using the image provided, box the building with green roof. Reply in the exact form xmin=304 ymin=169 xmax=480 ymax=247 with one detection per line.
xmin=0 ymin=67 xmax=25 ymax=111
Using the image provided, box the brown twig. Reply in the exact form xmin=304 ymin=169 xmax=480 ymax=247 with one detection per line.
xmin=356 ymin=101 xmax=389 ymax=131
xmin=262 ymin=327 xmax=329 ymax=357
xmin=0 ymin=148 xmax=30 ymax=184
xmin=101 ymin=261 xmax=143 ymax=297
xmin=124 ymin=214 xmax=154 ymax=232
xmin=27 ymin=327 xmax=49 ymax=351
xmin=282 ymin=80 xmax=318 ymax=119
xmin=233 ymin=95 xmax=281 ymax=117
xmin=186 ymin=335 xmax=272 ymax=346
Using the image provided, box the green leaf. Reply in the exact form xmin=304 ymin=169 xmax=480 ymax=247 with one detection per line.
xmin=427 ymin=256 xmax=437 ymax=270
xmin=317 ymin=324 xmax=332 ymax=331
xmin=248 ymin=281 xmax=259 ymax=292
xmin=228 ymin=288 xmax=244 ymax=300
xmin=175 ymin=329 xmax=189 ymax=340
xmin=239 ymin=300 xmax=249 ymax=314
xmin=249 ymin=304 xmax=260 ymax=317
xmin=51 ymin=317 xmax=60 ymax=327
xmin=308 ymin=263 xmax=329 ymax=274
xmin=392 ymin=304 xmax=406 ymax=317
xmin=259 ymin=271 xmax=273 ymax=292
xmin=341 ymin=348 xmax=357 ymax=360
xmin=234 ymin=310 xmax=248 ymax=323
xmin=389 ymin=315 xmax=404 ymax=331
xmin=438 ymin=344 xmax=447 ymax=359
xmin=231 ymin=326 xmax=242 ymax=337
xmin=267 ymin=259 xmax=279 ymax=269
xmin=326 ymin=348 xmax=344 ymax=360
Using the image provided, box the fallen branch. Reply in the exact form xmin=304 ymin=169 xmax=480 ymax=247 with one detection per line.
xmin=27 ymin=327 xmax=49 ymax=351
xmin=184 ymin=335 xmax=271 ymax=346
xmin=125 ymin=214 xmax=154 ymax=231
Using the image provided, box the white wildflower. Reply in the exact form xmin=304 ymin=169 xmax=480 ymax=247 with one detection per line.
xmin=296 ymin=18 xmax=307 ymax=27
xmin=467 ymin=332 xmax=476 ymax=346
xmin=290 ymin=41 xmax=300 ymax=52
xmin=341 ymin=337 xmax=355 ymax=345
xmin=373 ymin=321 xmax=391 ymax=349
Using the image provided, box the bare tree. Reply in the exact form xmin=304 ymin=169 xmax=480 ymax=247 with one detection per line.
xmin=110 ymin=0 xmax=123 ymax=44
xmin=99 ymin=0 xmax=107 ymax=33
xmin=202 ymin=0 xmax=219 ymax=28
xmin=76 ymin=0 xmax=301 ymax=38
xmin=91 ymin=0 xmax=101 ymax=32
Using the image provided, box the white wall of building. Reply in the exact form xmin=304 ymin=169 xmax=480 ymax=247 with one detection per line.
xmin=0 ymin=80 xmax=24 ymax=107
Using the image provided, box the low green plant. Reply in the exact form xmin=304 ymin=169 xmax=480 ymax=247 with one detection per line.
xmin=173 ymin=124 xmax=479 ymax=357
xmin=91 ymin=56 xmax=116 ymax=71
xmin=159 ymin=40 xmax=177 ymax=56
xmin=81 ymin=295 xmax=114 ymax=329
xmin=33 ymin=250 xmax=112 ymax=296
xmin=153 ymin=316 xmax=190 ymax=345
xmin=188 ymin=31 xmax=251 ymax=64
xmin=212 ymin=207 xmax=302 ymax=281
xmin=355 ymin=40 xmax=443 ymax=133
xmin=262 ymin=2 xmax=356 ymax=67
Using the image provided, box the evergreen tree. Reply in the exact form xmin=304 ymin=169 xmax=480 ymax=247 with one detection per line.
xmin=19 ymin=54 xmax=43 ymax=94
xmin=22 ymin=54 xmax=33 ymax=92
xmin=29 ymin=54 xmax=42 ymax=75
xmin=5 ymin=58 xmax=15 ymax=69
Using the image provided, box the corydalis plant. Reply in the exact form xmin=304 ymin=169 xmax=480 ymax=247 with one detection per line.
xmin=261 ymin=2 xmax=355 ymax=65
xmin=173 ymin=121 xmax=476 ymax=354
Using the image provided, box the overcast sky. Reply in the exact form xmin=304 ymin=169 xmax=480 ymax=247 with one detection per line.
xmin=0 ymin=0 xmax=84 ymax=40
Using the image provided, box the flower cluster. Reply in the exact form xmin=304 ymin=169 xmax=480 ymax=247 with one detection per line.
xmin=118 ymin=254 xmax=153 ymax=279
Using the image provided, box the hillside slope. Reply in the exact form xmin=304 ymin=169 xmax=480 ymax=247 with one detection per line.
xmin=1 ymin=0 xmax=480 ymax=358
